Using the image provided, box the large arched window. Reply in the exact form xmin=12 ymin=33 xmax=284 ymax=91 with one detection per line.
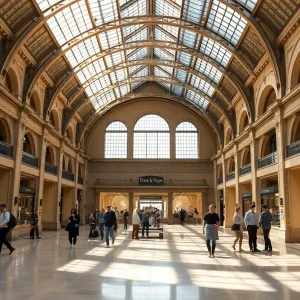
xmin=133 ymin=114 xmax=170 ymax=159
xmin=176 ymin=122 xmax=198 ymax=159
xmin=105 ymin=121 xmax=127 ymax=158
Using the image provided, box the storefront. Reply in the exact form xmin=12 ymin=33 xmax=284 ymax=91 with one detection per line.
xmin=260 ymin=187 xmax=280 ymax=227
xmin=137 ymin=195 xmax=165 ymax=218
xmin=242 ymin=192 xmax=252 ymax=215
xmin=17 ymin=186 xmax=36 ymax=224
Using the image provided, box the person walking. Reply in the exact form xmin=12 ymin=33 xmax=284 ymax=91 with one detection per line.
xmin=89 ymin=212 xmax=97 ymax=239
xmin=0 ymin=204 xmax=15 ymax=255
xmin=259 ymin=204 xmax=273 ymax=252
xmin=30 ymin=209 xmax=41 ymax=239
xmin=202 ymin=204 xmax=220 ymax=258
xmin=104 ymin=206 xmax=116 ymax=248
xmin=123 ymin=209 xmax=129 ymax=230
xmin=245 ymin=204 xmax=260 ymax=252
xmin=67 ymin=208 xmax=80 ymax=247
xmin=142 ymin=211 xmax=150 ymax=238
xmin=156 ymin=209 xmax=161 ymax=228
xmin=193 ymin=208 xmax=199 ymax=225
xmin=132 ymin=208 xmax=141 ymax=239
xmin=179 ymin=209 xmax=185 ymax=226
xmin=98 ymin=208 xmax=105 ymax=241
xmin=232 ymin=207 xmax=244 ymax=252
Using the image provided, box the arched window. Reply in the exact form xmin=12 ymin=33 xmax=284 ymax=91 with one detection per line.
xmin=0 ymin=119 xmax=9 ymax=143
xmin=23 ymin=134 xmax=34 ymax=155
xmin=133 ymin=114 xmax=170 ymax=159
xmin=45 ymin=146 xmax=54 ymax=164
xmin=176 ymin=122 xmax=198 ymax=159
xmin=270 ymin=133 xmax=277 ymax=153
xmin=105 ymin=121 xmax=127 ymax=158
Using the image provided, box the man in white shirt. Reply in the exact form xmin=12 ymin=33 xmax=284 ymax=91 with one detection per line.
xmin=244 ymin=204 xmax=260 ymax=252
xmin=132 ymin=208 xmax=141 ymax=239
xmin=0 ymin=204 xmax=15 ymax=255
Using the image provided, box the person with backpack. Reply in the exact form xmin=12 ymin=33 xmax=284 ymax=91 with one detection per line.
xmin=104 ymin=206 xmax=116 ymax=247
xmin=0 ymin=204 xmax=16 ymax=255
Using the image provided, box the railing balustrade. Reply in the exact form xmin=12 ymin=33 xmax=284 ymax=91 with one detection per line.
xmin=258 ymin=152 xmax=277 ymax=169
xmin=45 ymin=162 xmax=58 ymax=175
xmin=22 ymin=152 xmax=39 ymax=168
xmin=286 ymin=140 xmax=300 ymax=158
xmin=62 ymin=170 xmax=75 ymax=181
xmin=226 ymin=171 xmax=235 ymax=181
xmin=240 ymin=163 xmax=251 ymax=176
xmin=0 ymin=140 xmax=13 ymax=158
xmin=78 ymin=177 xmax=84 ymax=185
xmin=217 ymin=177 xmax=223 ymax=185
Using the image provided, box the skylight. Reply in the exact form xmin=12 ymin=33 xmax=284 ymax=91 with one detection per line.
xmin=123 ymin=24 xmax=143 ymax=38
xmin=237 ymin=0 xmax=258 ymax=12
xmin=85 ymin=75 xmax=111 ymax=97
xmin=125 ymin=27 xmax=148 ymax=43
xmin=200 ymin=37 xmax=232 ymax=67
xmin=131 ymin=66 xmax=149 ymax=77
xmin=65 ymin=37 xmax=100 ymax=68
xmin=154 ymin=0 xmax=181 ymax=18
xmin=99 ymin=29 xmax=122 ymax=50
xmin=154 ymin=48 xmax=175 ymax=61
xmin=186 ymin=90 xmax=209 ymax=110
xmin=177 ymin=52 xmax=194 ymax=67
xmin=194 ymin=59 xmax=222 ymax=84
xmin=154 ymin=67 xmax=172 ymax=78
xmin=90 ymin=0 xmax=119 ymax=26
xmin=92 ymin=90 xmax=116 ymax=110
xmin=131 ymin=81 xmax=145 ymax=90
xmin=47 ymin=1 xmax=92 ymax=46
xmin=171 ymin=85 xmax=184 ymax=96
xmin=106 ymin=52 xmax=125 ymax=68
xmin=158 ymin=82 xmax=171 ymax=91
xmin=190 ymin=76 xmax=215 ymax=97
xmin=115 ymin=84 xmax=131 ymax=98
xmin=154 ymin=27 xmax=177 ymax=43
xmin=207 ymin=0 xmax=247 ymax=46
xmin=127 ymin=48 xmax=148 ymax=61
xmin=77 ymin=59 xmax=106 ymax=84
xmin=179 ymin=29 xmax=200 ymax=49
xmin=110 ymin=69 xmax=128 ymax=83
xmin=174 ymin=69 xmax=188 ymax=83
xmin=121 ymin=0 xmax=148 ymax=18
xmin=35 ymin=0 xmax=61 ymax=11
xmin=182 ymin=0 xmax=209 ymax=24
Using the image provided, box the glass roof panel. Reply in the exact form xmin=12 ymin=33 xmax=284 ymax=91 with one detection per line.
xmin=77 ymin=58 xmax=106 ymax=84
xmin=154 ymin=48 xmax=175 ymax=61
xmin=106 ymin=52 xmax=125 ymax=68
xmin=123 ymin=24 xmax=143 ymax=38
xmin=119 ymin=0 xmax=131 ymax=6
xmin=85 ymin=75 xmax=110 ymax=97
xmin=110 ymin=69 xmax=128 ymax=83
xmin=129 ymin=65 xmax=144 ymax=75
xmin=125 ymin=27 xmax=148 ymax=43
xmin=121 ymin=0 xmax=148 ymax=18
xmin=154 ymin=27 xmax=177 ymax=43
xmin=115 ymin=84 xmax=131 ymax=97
xmin=127 ymin=48 xmax=148 ymax=61
xmin=179 ymin=29 xmax=200 ymax=49
xmin=182 ymin=0 xmax=209 ymax=24
xmin=207 ymin=0 xmax=247 ymax=46
xmin=194 ymin=58 xmax=222 ymax=84
xmin=159 ymin=65 xmax=174 ymax=76
xmin=237 ymin=0 xmax=258 ymax=12
xmin=176 ymin=52 xmax=194 ymax=66
xmin=154 ymin=66 xmax=171 ymax=78
xmin=174 ymin=69 xmax=188 ymax=83
xmin=106 ymin=121 xmax=127 ymax=131
xmin=171 ymin=85 xmax=184 ymax=96
xmin=90 ymin=0 xmax=118 ymax=26
xmin=190 ymin=75 xmax=215 ymax=97
xmin=131 ymin=66 xmax=149 ymax=77
xmin=158 ymin=25 xmax=179 ymax=38
xmin=99 ymin=29 xmax=122 ymax=50
xmin=92 ymin=90 xmax=115 ymax=110
xmin=47 ymin=1 xmax=92 ymax=46
xmin=35 ymin=0 xmax=61 ymax=11
xmin=158 ymin=82 xmax=171 ymax=91
xmin=200 ymin=37 xmax=232 ymax=67
xmin=131 ymin=81 xmax=145 ymax=90
xmin=154 ymin=0 xmax=181 ymax=18
xmin=186 ymin=90 xmax=209 ymax=110
xmin=65 ymin=37 xmax=100 ymax=68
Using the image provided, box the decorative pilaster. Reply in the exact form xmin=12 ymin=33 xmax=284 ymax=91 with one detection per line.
xmin=168 ymin=192 xmax=173 ymax=225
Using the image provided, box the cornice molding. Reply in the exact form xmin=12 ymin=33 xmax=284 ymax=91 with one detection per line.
xmin=18 ymin=47 xmax=36 ymax=67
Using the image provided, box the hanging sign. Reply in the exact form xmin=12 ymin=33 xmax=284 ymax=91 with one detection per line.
xmin=139 ymin=195 xmax=163 ymax=200
xmin=138 ymin=176 xmax=164 ymax=186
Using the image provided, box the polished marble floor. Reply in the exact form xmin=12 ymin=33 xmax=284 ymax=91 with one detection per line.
xmin=1 ymin=225 xmax=300 ymax=300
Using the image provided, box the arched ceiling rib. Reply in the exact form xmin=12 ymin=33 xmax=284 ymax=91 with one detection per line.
xmin=0 ymin=0 xmax=298 ymax=140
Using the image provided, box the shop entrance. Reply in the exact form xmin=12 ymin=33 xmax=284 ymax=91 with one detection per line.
xmin=137 ymin=197 xmax=164 ymax=217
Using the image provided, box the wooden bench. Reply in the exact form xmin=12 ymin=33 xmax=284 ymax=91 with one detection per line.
xmin=131 ymin=227 xmax=164 ymax=239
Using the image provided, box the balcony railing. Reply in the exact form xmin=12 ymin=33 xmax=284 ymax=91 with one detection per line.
xmin=286 ymin=140 xmax=300 ymax=158
xmin=226 ymin=171 xmax=235 ymax=181
xmin=62 ymin=170 xmax=75 ymax=181
xmin=240 ymin=163 xmax=251 ymax=176
xmin=258 ymin=152 xmax=277 ymax=169
xmin=78 ymin=177 xmax=84 ymax=185
xmin=217 ymin=177 xmax=223 ymax=185
xmin=0 ymin=140 xmax=13 ymax=158
xmin=22 ymin=152 xmax=39 ymax=168
xmin=45 ymin=162 xmax=58 ymax=175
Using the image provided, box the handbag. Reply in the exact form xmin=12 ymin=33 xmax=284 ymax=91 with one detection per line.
xmin=65 ymin=223 xmax=71 ymax=231
xmin=231 ymin=223 xmax=240 ymax=231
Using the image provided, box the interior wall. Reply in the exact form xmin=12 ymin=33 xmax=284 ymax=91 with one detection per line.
xmin=62 ymin=187 xmax=74 ymax=225
xmin=289 ymin=169 xmax=300 ymax=229
xmin=225 ymin=187 xmax=236 ymax=227
xmin=0 ymin=169 xmax=10 ymax=205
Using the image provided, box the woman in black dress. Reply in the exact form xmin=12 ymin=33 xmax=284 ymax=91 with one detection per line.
xmin=89 ymin=212 xmax=97 ymax=239
xmin=67 ymin=208 xmax=80 ymax=247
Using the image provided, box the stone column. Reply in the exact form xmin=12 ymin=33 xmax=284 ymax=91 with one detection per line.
xmin=80 ymin=158 xmax=88 ymax=225
xmin=36 ymin=129 xmax=48 ymax=230
xmin=249 ymin=131 xmax=260 ymax=211
xmin=55 ymin=143 xmax=64 ymax=229
xmin=221 ymin=153 xmax=227 ymax=227
xmin=128 ymin=192 xmax=134 ymax=224
xmin=234 ymin=146 xmax=241 ymax=208
xmin=74 ymin=153 xmax=79 ymax=207
xmin=168 ymin=192 xmax=173 ymax=225
xmin=275 ymin=110 xmax=290 ymax=241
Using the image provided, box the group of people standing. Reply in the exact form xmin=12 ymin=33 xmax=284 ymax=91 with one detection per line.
xmin=202 ymin=203 xmax=273 ymax=257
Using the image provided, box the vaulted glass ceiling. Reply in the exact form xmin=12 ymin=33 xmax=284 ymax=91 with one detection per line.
xmin=35 ymin=0 xmax=258 ymax=111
